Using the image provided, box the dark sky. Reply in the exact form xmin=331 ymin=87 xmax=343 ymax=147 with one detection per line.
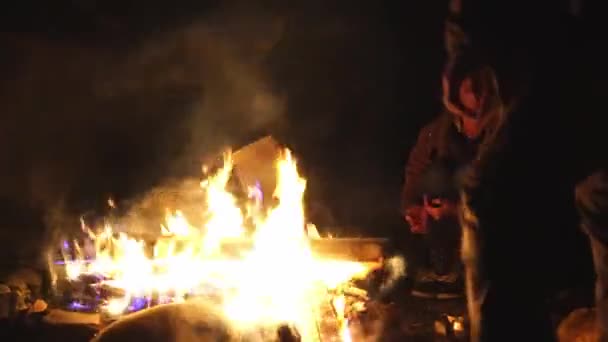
xmin=0 ymin=0 xmax=447 ymax=252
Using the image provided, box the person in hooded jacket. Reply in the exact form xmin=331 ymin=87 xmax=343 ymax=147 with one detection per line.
xmin=401 ymin=51 xmax=505 ymax=299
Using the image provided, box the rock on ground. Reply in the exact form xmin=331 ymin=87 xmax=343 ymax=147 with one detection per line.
xmin=92 ymin=299 xmax=238 ymax=342
xmin=557 ymin=307 xmax=598 ymax=342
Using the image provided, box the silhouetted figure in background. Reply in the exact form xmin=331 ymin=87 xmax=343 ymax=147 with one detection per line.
xmin=445 ymin=0 xmax=603 ymax=340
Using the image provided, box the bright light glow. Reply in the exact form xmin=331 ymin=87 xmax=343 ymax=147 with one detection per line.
xmin=61 ymin=148 xmax=371 ymax=341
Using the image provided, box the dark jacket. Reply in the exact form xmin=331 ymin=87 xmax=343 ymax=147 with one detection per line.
xmin=402 ymin=113 xmax=479 ymax=211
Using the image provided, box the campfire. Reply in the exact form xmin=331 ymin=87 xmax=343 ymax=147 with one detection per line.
xmin=50 ymin=146 xmax=382 ymax=341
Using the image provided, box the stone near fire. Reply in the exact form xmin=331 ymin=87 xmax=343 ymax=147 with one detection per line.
xmin=3 ymin=267 xmax=42 ymax=298
xmin=4 ymin=267 xmax=42 ymax=287
xmin=8 ymin=287 xmax=29 ymax=312
xmin=557 ymin=307 xmax=598 ymax=342
xmin=28 ymin=299 xmax=48 ymax=314
xmin=92 ymin=299 xmax=237 ymax=342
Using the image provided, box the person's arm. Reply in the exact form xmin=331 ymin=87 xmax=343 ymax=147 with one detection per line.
xmin=402 ymin=124 xmax=435 ymax=211
xmin=402 ymin=122 xmax=441 ymax=234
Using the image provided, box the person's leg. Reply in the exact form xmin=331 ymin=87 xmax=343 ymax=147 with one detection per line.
xmin=419 ymin=159 xmax=461 ymax=277
xmin=402 ymin=231 xmax=430 ymax=280
xmin=575 ymin=170 xmax=608 ymax=340
xmin=417 ymin=215 xmax=463 ymax=301
xmin=428 ymin=215 xmax=461 ymax=277
xmin=411 ymin=160 xmax=464 ymax=298
xmin=407 ymin=229 xmax=442 ymax=299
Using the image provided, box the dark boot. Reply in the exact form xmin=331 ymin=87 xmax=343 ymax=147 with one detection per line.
xmin=412 ymin=215 xmax=464 ymax=300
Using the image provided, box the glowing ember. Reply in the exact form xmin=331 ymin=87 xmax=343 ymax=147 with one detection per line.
xmin=57 ymin=148 xmax=372 ymax=341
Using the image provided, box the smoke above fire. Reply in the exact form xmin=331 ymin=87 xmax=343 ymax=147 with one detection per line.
xmin=95 ymin=3 xmax=287 ymax=164
xmin=0 ymin=2 xmax=287 ymax=261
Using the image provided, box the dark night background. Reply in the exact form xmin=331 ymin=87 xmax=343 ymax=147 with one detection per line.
xmin=0 ymin=0 xmax=603 ymax=271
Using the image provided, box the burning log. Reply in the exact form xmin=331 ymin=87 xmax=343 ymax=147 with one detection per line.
xmin=308 ymin=238 xmax=385 ymax=264
xmin=52 ymin=241 xmax=383 ymax=341
xmin=154 ymin=237 xmax=385 ymax=265
xmin=43 ymin=309 xmax=100 ymax=326
xmin=51 ymin=258 xmax=384 ymax=341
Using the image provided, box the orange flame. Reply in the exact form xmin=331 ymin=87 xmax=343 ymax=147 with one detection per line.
xmin=62 ymin=148 xmax=368 ymax=341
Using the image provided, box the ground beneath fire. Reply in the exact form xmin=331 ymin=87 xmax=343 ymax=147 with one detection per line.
xmin=0 ymin=273 xmax=594 ymax=342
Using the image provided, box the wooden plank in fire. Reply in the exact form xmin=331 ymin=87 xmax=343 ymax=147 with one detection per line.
xmin=309 ymin=238 xmax=386 ymax=262
xmin=218 ymin=237 xmax=386 ymax=264
xmin=149 ymin=236 xmax=386 ymax=263
xmin=231 ymin=135 xmax=282 ymax=208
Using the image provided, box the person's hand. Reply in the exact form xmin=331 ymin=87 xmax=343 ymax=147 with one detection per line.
xmin=405 ymin=205 xmax=428 ymax=234
xmin=423 ymin=195 xmax=457 ymax=220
